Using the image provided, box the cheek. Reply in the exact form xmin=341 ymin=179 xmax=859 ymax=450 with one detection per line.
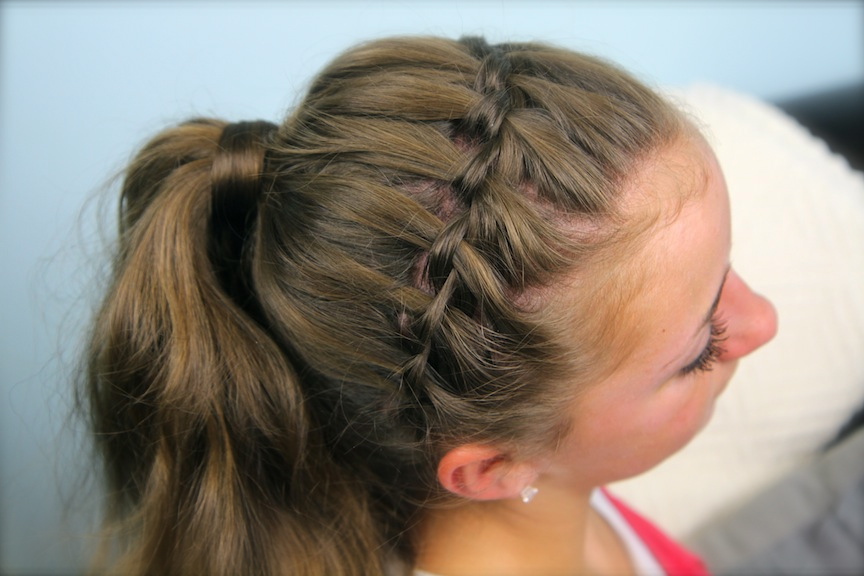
xmin=561 ymin=381 xmax=717 ymax=481
xmin=654 ymin=379 xmax=720 ymax=436
xmin=713 ymin=359 xmax=739 ymax=396
xmin=624 ymin=372 xmax=727 ymax=462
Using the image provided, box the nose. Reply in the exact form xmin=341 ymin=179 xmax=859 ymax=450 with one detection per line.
xmin=718 ymin=270 xmax=778 ymax=361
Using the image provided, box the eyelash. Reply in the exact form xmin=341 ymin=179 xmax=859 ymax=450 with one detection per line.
xmin=681 ymin=317 xmax=728 ymax=376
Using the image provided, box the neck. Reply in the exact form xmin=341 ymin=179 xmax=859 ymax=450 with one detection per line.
xmin=414 ymin=485 xmax=602 ymax=576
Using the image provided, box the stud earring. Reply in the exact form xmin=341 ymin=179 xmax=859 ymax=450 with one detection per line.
xmin=520 ymin=485 xmax=539 ymax=504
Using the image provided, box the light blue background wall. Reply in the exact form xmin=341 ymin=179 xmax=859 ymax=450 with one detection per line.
xmin=1 ymin=1 xmax=861 ymax=574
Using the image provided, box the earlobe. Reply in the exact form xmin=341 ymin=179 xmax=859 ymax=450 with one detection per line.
xmin=437 ymin=445 xmax=537 ymax=501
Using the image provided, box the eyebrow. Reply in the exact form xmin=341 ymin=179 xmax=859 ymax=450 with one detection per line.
xmin=701 ymin=266 xmax=731 ymax=329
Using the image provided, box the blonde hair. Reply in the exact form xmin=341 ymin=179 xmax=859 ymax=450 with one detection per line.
xmin=82 ymin=36 xmax=682 ymax=575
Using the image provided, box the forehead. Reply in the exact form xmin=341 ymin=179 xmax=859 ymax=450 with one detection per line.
xmin=547 ymin=130 xmax=728 ymax=379
xmin=614 ymin=131 xmax=729 ymax=349
xmin=621 ymin=129 xmax=715 ymax=226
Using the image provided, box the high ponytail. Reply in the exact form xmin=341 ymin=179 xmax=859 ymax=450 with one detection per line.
xmin=85 ymin=119 xmax=384 ymax=575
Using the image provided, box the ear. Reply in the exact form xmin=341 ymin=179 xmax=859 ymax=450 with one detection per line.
xmin=437 ymin=445 xmax=537 ymax=501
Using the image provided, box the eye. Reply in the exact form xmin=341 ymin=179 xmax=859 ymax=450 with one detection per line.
xmin=681 ymin=317 xmax=728 ymax=376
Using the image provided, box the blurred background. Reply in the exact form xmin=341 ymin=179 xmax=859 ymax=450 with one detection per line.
xmin=1 ymin=1 xmax=861 ymax=574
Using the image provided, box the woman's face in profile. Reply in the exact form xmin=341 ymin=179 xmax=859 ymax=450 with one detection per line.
xmin=542 ymin=132 xmax=778 ymax=490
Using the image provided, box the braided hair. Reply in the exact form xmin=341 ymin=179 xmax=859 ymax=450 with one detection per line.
xmin=83 ymin=36 xmax=683 ymax=576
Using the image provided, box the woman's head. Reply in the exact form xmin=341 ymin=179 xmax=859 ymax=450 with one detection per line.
xmin=83 ymin=35 xmax=774 ymax=575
